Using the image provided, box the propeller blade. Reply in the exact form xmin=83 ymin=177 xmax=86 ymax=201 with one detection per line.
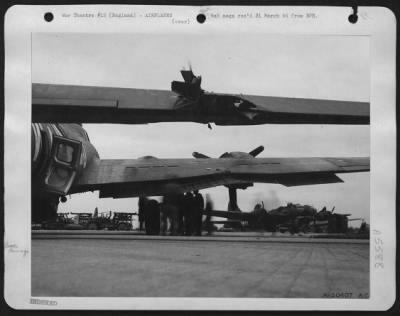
xmin=181 ymin=70 xmax=196 ymax=84
xmin=249 ymin=145 xmax=264 ymax=157
xmin=192 ymin=152 xmax=210 ymax=159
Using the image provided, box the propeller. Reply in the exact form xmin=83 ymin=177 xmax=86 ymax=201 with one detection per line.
xmin=181 ymin=69 xmax=196 ymax=84
xmin=249 ymin=145 xmax=264 ymax=157
xmin=171 ymin=65 xmax=203 ymax=100
xmin=192 ymin=146 xmax=265 ymax=160
xmin=180 ymin=62 xmax=200 ymax=85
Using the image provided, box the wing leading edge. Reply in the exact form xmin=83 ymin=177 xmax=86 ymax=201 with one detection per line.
xmin=70 ymin=157 xmax=369 ymax=198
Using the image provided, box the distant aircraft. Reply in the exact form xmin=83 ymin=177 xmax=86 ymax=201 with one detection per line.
xmin=32 ymin=69 xmax=370 ymax=126
xmin=205 ymin=204 xmax=351 ymax=234
xmin=32 ymin=123 xmax=369 ymax=226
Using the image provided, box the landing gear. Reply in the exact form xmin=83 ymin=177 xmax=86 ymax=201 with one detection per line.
xmin=227 ymin=188 xmax=241 ymax=212
xmin=226 ymin=188 xmax=243 ymax=230
xmin=31 ymin=193 xmax=60 ymax=224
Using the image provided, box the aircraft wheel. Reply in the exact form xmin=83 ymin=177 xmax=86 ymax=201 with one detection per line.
xmin=87 ymin=222 xmax=98 ymax=230
xmin=32 ymin=194 xmax=59 ymax=223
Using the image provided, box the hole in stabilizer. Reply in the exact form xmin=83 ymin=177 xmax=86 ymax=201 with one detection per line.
xmin=348 ymin=6 xmax=358 ymax=24
xmin=44 ymin=12 xmax=54 ymax=22
xmin=197 ymin=13 xmax=206 ymax=24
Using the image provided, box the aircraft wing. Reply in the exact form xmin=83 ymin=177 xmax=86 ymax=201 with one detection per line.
xmin=70 ymin=156 xmax=369 ymax=198
xmin=32 ymin=83 xmax=369 ymax=125
xmin=217 ymin=94 xmax=370 ymax=125
xmin=32 ymin=83 xmax=181 ymax=123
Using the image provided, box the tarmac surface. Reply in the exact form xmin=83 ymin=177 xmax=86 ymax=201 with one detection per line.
xmin=32 ymin=233 xmax=369 ymax=298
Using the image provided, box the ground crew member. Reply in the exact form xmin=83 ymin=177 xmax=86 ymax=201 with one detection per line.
xmin=177 ymin=193 xmax=185 ymax=235
xmin=161 ymin=194 xmax=179 ymax=235
xmin=193 ymin=190 xmax=204 ymax=236
xmin=160 ymin=196 xmax=169 ymax=235
xmin=183 ymin=192 xmax=194 ymax=235
xmin=145 ymin=199 xmax=160 ymax=235
xmin=138 ymin=197 xmax=148 ymax=231
xmin=204 ymin=194 xmax=214 ymax=235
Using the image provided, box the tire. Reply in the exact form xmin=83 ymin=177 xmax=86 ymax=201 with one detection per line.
xmin=87 ymin=222 xmax=98 ymax=230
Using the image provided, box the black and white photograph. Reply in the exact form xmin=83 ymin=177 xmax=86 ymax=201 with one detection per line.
xmin=4 ymin=5 xmax=396 ymax=310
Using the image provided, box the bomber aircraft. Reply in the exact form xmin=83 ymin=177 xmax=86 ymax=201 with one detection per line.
xmin=31 ymin=67 xmax=370 ymax=228
xmin=204 ymin=204 xmax=351 ymax=234
xmin=32 ymin=123 xmax=369 ymax=228
xmin=32 ymin=69 xmax=370 ymax=127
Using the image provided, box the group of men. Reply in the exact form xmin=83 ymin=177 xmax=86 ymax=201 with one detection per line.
xmin=138 ymin=191 xmax=213 ymax=236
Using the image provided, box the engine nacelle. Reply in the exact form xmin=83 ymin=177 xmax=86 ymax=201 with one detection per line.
xmin=220 ymin=151 xmax=253 ymax=159
xmin=31 ymin=123 xmax=85 ymax=196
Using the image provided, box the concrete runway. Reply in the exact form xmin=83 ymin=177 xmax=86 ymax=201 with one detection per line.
xmin=32 ymin=236 xmax=369 ymax=298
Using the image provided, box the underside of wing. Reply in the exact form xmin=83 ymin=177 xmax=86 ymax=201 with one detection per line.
xmin=32 ymin=83 xmax=369 ymax=125
xmin=217 ymin=94 xmax=370 ymax=125
xmin=32 ymin=83 xmax=182 ymax=123
xmin=70 ymin=157 xmax=370 ymax=198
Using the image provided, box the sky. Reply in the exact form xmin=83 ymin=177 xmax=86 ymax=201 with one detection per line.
xmin=32 ymin=33 xmax=370 ymax=225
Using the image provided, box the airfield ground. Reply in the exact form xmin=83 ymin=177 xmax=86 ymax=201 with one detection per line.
xmin=32 ymin=232 xmax=369 ymax=298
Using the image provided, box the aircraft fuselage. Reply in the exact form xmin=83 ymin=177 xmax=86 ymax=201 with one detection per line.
xmin=31 ymin=123 xmax=99 ymax=222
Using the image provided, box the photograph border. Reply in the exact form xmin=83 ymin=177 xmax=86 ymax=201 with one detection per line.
xmin=3 ymin=4 xmax=397 ymax=311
